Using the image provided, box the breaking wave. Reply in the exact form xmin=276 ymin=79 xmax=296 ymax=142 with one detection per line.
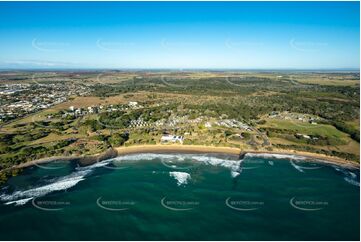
xmin=169 ymin=172 xmax=191 ymax=186
xmin=113 ymin=153 xmax=243 ymax=177
xmin=231 ymin=171 xmax=241 ymax=178
xmin=332 ymin=166 xmax=360 ymax=187
xmin=75 ymin=159 xmax=112 ymax=170
xmin=245 ymin=153 xmax=307 ymax=161
xmin=344 ymin=177 xmax=360 ymax=186
xmin=1 ymin=160 xmax=112 ymax=206
xmin=4 ymin=197 xmax=33 ymax=206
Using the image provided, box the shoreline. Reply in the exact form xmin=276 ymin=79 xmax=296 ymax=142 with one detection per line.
xmin=11 ymin=144 xmax=360 ymax=171
xmin=11 ymin=148 xmax=118 ymax=170
xmin=115 ymin=145 xmax=359 ymax=169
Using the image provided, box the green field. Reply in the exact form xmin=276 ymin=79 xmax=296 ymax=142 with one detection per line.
xmin=259 ymin=119 xmax=349 ymax=139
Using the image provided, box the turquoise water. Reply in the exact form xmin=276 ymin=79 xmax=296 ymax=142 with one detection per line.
xmin=0 ymin=153 xmax=359 ymax=240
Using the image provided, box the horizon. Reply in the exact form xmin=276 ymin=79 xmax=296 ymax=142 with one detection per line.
xmin=0 ymin=1 xmax=360 ymax=69
xmin=0 ymin=67 xmax=359 ymax=73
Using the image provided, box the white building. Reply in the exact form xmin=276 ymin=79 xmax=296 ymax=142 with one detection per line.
xmin=88 ymin=106 xmax=95 ymax=114
xmin=205 ymin=122 xmax=212 ymax=128
xmin=128 ymin=101 xmax=138 ymax=108
xmin=161 ymin=134 xmax=184 ymax=144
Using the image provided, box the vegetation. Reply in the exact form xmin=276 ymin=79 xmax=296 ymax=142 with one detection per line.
xmin=0 ymin=71 xmax=359 ymax=183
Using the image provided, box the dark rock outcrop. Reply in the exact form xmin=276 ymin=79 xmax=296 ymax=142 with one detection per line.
xmin=239 ymin=152 xmax=247 ymax=160
xmin=77 ymin=148 xmax=118 ymax=166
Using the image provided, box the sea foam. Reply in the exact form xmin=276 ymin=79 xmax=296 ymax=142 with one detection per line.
xmin=169 ymin=172 xmax=191 ymax=186
xmin=114 ymin=153 xmax=243 ymax=177
xmin=4 ymin=197 xmax=34 ymax=206
xmin=245 ymin=153 xmax=307 ymax=161
xmin=332 ymin=166 xmax=360 ymax=187
xmin=344 ymin=177 xmax=360 ymax=186
xmin=0 ymin=159 xmax=111 ymax=206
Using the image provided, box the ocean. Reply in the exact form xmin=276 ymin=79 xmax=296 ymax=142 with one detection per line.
xmin=0 ymin=153 xmax=359 ymax=240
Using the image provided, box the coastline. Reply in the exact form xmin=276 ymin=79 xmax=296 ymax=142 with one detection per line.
xmin=11 ymin=148 xmax=118 ymax=170
xmin=115 ymin=145 xmax=360 ymax=169
xmin=11 ymin=144 xmax=360 ymax=171
xmin=115 ymin=145 xmax=242 ymax=156
xmin=245 ymin=148 xmax=360 ymax=169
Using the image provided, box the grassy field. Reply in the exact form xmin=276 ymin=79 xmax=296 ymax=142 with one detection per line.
xmin=293 ymin=74 xmax=359 ymax=86
xmin=259 ymin=119 xmax=348 ymax=138
xmin=346 ymin=119 xmax=360 ymax=131
xmin=258 ymin=118 xmax=359 ymax=157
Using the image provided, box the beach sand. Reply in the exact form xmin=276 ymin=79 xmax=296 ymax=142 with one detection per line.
xmin=115 ymin=144 xmax=359 ymax=169
xmin=115 ymin=144 xmax=242 ymax=156
xmin=11 ymin=144 xmax=360 ymax=171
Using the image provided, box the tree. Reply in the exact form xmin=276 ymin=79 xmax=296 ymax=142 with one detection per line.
xmin=109 ymin=132 xmax=129 ymax=147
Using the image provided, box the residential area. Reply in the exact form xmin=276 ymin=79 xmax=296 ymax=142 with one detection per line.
xmin=0 ymin=83 xmax=90 ymax=123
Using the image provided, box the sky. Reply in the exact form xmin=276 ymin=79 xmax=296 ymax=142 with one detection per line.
xmin=0 ymin=1 xmax=359 ymax=70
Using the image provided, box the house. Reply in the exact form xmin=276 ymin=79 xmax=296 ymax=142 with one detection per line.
xmin=296 ymin=133 xmax=311 ymax=139
xmin=161 ymin=134 xmax=184 ymax=144
xmin=128 ymin=101 xmax=138 ymax=108
xmin=88 ymin=106 xmax=95 ymax=114
xmin=302 ymin=134 xmax=311 ymax=139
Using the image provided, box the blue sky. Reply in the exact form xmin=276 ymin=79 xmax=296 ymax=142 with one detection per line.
xmin=0 ymin=1 xmax=359 ymax=69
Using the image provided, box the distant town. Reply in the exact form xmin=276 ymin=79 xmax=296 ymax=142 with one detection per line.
xmin=0 ymin=83 xmax=90 ymax=123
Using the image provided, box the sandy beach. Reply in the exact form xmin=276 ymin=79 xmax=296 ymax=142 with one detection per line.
xmin=10 ymin=144 xmax=360 ymax=171
xmin=115 ymin=144 xmax=242 ymax=156
xmin=115 ymin=144 xmax=360 ymax=169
